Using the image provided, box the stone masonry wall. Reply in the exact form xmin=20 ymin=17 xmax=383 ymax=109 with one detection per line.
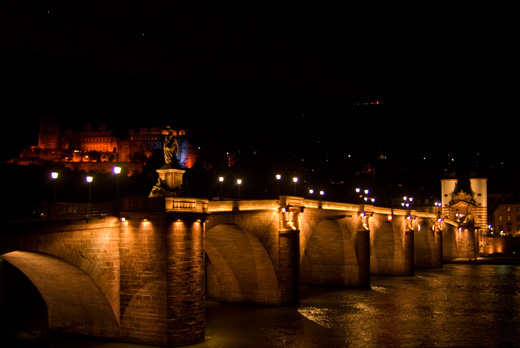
xmin=2 ymin=218 xmax=121 ymax=323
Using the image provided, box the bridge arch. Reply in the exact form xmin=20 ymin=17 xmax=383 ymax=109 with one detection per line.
xmin=369 ymin=214 xmax=414 ymax=275
xmin=301 ymin=218 xmax=361 ymax=286
xmin=0 ymin=251 xmax=120 ymax=338
xmin=371 ymin=220 xmax=396 ymax=274
xmin=205 ymin=223 xmax=281 ymax=304
xmin=1 ymin=217 xmax=121 ymax=320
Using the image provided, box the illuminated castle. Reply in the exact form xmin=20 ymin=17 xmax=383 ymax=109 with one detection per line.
xmin=17 ymin=117 xmax=196 ymax=172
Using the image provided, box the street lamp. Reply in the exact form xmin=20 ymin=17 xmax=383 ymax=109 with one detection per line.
xmin=237 ymin=179 xmax=242 ymax=200
xmin=219 ymin=176 xmax=224 ymax=200
xmin=293 ymin=177 xmax=299 ymax=195
xmin=113 ymin=166 xmax=122 ymax=199
xmin=356 ymin=187 xmax=374 ymax=204
xmin=402 ymin=196 xmax=414 ymax=208
xmin=51 ymin=172 xmax=59 ymax=202
xmin=86 ymin=176 xmax=93 ymax=216
xmin=276 ymin=174 xmax=282 ymax=196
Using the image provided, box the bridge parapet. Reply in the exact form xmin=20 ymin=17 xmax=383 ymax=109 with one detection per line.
xmin=165 ymin=197 xmax=208 ymax=213
xmin=119 ymin=197 xmax=208 ymax=214
xmin=208 ymin=199 xmax=279 ymax=212
xmin=304 ymin=199 xmax=359 ymax=212
xmin=119 ymin=197 xmax=165 ymax=211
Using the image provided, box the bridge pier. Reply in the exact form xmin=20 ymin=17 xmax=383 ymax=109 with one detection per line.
xmin=299 ymin=203 xmax=371 ymax=287
xmin=458 ymin=224 xmax=479 ymax=260
xmin=355 ymin=228 xmax=371 ymax=287
xmin=278 ymin=199 xmax=304 ymax=305
xmin=414 ymin=216 xmax=443 ymax=268
xmin=404 ymin=225 xmax=415 ymax=276
xmin=368 ymin=210 xmax=416 ymax=276
xmin=278 ymin=229 xmax=300 ymax=304
xmin=119 ymin=201 xmax=208 ymax=347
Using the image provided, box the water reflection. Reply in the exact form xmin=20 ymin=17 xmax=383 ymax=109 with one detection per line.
xmin=207 ymin=265 xmax=520 ymax=348
xmin=1 ymin=264 xmax=520 ymax=347
xmin=196 ymin=265 xmax=520 ymax=348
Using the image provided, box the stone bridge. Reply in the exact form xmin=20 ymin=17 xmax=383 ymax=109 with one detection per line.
xmin=0 ymin=196 xmax=463 ymax=346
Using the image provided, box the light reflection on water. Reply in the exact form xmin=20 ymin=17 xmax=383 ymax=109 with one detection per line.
xmin=2 ymin=264 xmax=520 ymax=347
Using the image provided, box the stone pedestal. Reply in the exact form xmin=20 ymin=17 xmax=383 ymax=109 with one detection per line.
xmin=157 ymin=167 xmax=185 ymax=191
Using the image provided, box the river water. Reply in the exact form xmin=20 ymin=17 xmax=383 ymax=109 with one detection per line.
xmin=1 ymin=263 xmax=520 ymax=348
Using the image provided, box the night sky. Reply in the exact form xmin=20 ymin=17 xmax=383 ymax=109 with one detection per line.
xmin=1 ymin=1 xmax=517 ymax=192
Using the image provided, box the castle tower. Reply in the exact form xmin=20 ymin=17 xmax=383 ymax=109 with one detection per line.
xmin=38 ymin=116 xmax=60 ymax=149
xmin=441 ymin=151 xmax=488 ymax=259
xmin=470 ymin=177 xmax=488 ymax=232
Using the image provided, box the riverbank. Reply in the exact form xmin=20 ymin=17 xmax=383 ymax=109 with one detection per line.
xmin=445 ymin=256 xmax=520 ymax=265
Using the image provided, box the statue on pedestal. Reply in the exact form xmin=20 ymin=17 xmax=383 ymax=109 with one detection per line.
xmin=163 ymin=126 xmax=179 ymax=168
xmin=149 ymin=126 xmax=187 ymax=198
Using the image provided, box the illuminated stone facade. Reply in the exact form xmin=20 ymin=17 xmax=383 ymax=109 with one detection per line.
xmin=17 ymin=117 xmax=194 ymax=173
xmin=80 ymin=122 xmax=118 ymax=153
xmin=441 ymin=177 xmax=488 ymax=259
xmin=441 ymin=177 xmax=488 ymax=233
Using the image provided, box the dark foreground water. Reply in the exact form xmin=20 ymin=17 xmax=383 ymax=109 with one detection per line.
xmin=2 ymin=263 xmax=520 ymax=348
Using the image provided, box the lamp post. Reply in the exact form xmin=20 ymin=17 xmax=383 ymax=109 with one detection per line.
xmin=219 ymin=176 xmax=224 ymax=200
xmin=51 ymin=172 xmax=58 ymax=202
xmin=113 ymin=166 xmax=122 ymax=199
xmin=402 ymin=196 xmax=414 ymax=208
xmin=293 ymin=177 xmax=299 ymax=196
xmin=356 ymin=188 xmax=374 ymax=204
xmin=237 ymin=179 xmax=242 ymax=200
xmin=276 ymin=174 xmax=282 ymax=196
xmin=86 ymin=176 xmax=93 ymax=216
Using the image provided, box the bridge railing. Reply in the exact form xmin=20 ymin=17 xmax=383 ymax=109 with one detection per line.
xmin=119 ymin=197 xmax=165 ymax=212
xmin=47 ymin=202 xmax=115 ymax=220
xmin=165 ymin=197 xmax=208 ymax=213
xmin=119 ymin=197 xmax=209 ymax=213
xmin=208 ymin=199 xmax=279 ymax=213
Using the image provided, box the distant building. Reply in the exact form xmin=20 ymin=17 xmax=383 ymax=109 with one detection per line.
xmin=15 ymin=117 xmax=195 ymax=174
xmin=38 ymin=116 xmax=60 ymax=149
xmin=440 ymin=150 xmax=489 ymax=234
xmin=492 ymin=196 xmax=520 ymax=236
xmin=80 ymin=122 xmax=118 ymax=153
xmin=441 ymin=177 xmax=488 ymax=233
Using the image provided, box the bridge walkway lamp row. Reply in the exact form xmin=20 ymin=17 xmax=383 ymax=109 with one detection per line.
xmin=309 ymin=189 xmax=325 ymax=201
xmin=216 ymin=177 xmax=243 ymax=200
xmin=275 ymin=174 xmax=301 ymax=197
xmin=217 ymin=177 xmax=244 ymax=200
xmin=402 ymin=196 xmax=414 ymax=208
xmin=356 ymin=188 xmax=376 ymax=204
xmin=50 ymin=167 xmax=122 ymax=204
